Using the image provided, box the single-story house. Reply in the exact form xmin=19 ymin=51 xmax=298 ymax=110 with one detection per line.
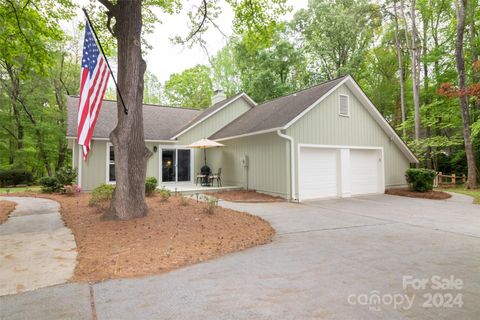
xmin=66 ymin=75 xmax=418 ymax=201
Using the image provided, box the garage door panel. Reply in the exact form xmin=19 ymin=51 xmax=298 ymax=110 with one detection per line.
xmin=299 ymin=148 xmax=338 ymax=200
xmin=350 ymin=149 xmax=380 ymax=195
xmin=298 ymin=146 xmax=383 ymax=201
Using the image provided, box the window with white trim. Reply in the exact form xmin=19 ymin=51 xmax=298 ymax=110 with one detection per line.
xmin=108 ymin=145 xmax=115 ymax=182
xmin=339 ymin=94 xmax=349 ymax=116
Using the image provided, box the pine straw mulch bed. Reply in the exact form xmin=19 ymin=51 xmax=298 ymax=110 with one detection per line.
xmin=206 ymin=190 xmax=285 ymax=203
xmin=0 ymin=200 xmax=16 ymax=224
xmin=12 ymin=192 xmax=274 ymax=283
xmin=385 ymin=188 xmax=452 ymax=200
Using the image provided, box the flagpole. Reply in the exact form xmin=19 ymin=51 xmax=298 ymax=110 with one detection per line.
xmin=82 ymin=8 xmax=128 ymax=115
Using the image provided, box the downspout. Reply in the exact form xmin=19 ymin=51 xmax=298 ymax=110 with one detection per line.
xmin=277 ymin=130 xmax=296 ymax=201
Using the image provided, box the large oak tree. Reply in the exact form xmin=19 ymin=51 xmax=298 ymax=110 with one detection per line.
xmin=96 ymin=0 xmax=288 ymax=220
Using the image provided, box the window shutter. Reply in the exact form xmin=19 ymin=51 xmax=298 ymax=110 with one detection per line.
xmin=339 ymin=95 xmax=349 ymax=116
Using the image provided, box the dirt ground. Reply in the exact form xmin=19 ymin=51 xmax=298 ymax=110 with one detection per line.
xmin=14 ymin=192 xmax=274 ymax=282
xmin=0 ymin=200 xmax=16 ymax=224
xmin=385 ymin=188 xmax=452 ymax=200
xmin=207 ymin=190 xmax=285 ymax=202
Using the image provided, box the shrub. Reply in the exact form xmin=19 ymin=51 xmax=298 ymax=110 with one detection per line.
xmin=158 ymin=187 xmax=171 ymax=202
xmin=56 ymin=167 xmax=77 ymax=186
xmin=89 ymin=184 xmax=115 ymax=206
xmin=405 ymin=168 xmax=436 ymax=192
xmin=0 ymin=169 xmax=33 ymax=187
xmin=178 ymin=194 xmax=189 ymax=206
xmin=203 ymin=196 xmax=218 ymax=214
xmin=145 ymin=176 xmax=158 ymax=197
xmin=64 ymin=184 xmax=81 ymax=196
xmin=38 ymin=176 xmax=62 ymax=193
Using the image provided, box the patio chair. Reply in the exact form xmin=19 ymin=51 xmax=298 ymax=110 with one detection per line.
xmin=209 ymin=168 xmax=222 ymax=187
xmin=195 ymin=173 xmax=207 ymax=185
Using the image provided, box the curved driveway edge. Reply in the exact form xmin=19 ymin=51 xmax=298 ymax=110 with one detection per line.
xmin=1 ymin=194 xmax=480 ymax=319
xmin=0 ymin=197 xmax=77 ymax=296
xmin=445 ymin=191 xmax=475 ymax=204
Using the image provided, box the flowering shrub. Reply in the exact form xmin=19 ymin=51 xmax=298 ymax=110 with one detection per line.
xmin=64 ymin=184 xmax=82 ymax=196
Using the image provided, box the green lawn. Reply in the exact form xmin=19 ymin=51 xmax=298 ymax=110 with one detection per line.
xmin=0 ymin=186 xmax=40 ymax=194
xmin=441 ymin=188 xmax=480 ymax=204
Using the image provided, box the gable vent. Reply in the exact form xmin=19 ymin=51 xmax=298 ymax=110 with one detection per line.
xmin=339 ymin=94 xmax=349 ymax=116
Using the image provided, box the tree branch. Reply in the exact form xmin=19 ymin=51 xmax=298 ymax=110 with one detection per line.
xmin=106 ymin=10 xmax=116 ymax=37
xmin=97 ymin=0 xmax=115 ymax=12
xmin=1 ymin=125 xmax=18 ymax=140
xmin=184 ymin=0 xmax=208 ymax=42
xmin=5 ymin=0 xmax=34 ymax=53
xmin=205 ymin=14 xmax=227 ymax=39
xmin=18 ymin=97 xmax=36 ymax=125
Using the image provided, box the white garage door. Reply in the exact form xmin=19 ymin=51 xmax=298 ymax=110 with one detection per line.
xmin=299 ymin=148 xmax=338 ymax=200
xmin=350 ymin=149 xmax=381 ymax=195
xmin=298 ymin=146 xmax=384 ymax=201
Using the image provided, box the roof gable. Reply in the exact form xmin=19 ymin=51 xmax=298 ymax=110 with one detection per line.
xmin=209 ymin=76 xmax=348 ymax=140
xmin=171 ymin=93 xmax=256 ymax=139
xmin=337 ymin=77 xmax=418 ymax=163
xmin=66 ymin=96 xmax=201 ymax=141
xmin=209 ymin=75 xmax=418 ymax=163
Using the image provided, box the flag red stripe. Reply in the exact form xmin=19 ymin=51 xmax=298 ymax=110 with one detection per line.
xmin=84 ymin=62 xmax=110 ymax=144
xmin=77 ymin=21 xmax=111 ymax=161
xmin=78 ymin=59 xmax=105 ymax=137
xmin=85 ymin=82 xmax=109 ymax=145
xmin=77 ymin=68 xmax=89 ymax=140
xmin=89 ymin=59 xmax=109 ymax=119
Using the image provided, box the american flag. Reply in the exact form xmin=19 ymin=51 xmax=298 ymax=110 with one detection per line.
xmin=77 ymin=21 xmax=110 ymax=160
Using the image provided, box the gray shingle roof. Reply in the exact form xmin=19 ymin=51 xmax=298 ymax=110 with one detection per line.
xmin=171 ymin=93 xmax=246 ymax=138
xmin=66 ymin=96 xmax=201 ymax=141
xmin=209 ymin=76 xmax=348 ymax=140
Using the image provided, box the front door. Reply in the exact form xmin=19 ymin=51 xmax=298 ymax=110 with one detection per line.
xmin=161 ymin=148 xmax=191 ymax=183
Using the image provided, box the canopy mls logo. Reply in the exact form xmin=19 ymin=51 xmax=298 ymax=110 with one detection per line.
xmin=347 ymin=291 xmax=414 ymax=312
xmin=347 ymin=275 xmax=464 ymax=312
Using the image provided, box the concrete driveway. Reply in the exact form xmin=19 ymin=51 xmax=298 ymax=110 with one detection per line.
xmin=0 ymin=197 xmax=77 ymax=296
xmin=1 ymin=194 xmax=479 ymax=319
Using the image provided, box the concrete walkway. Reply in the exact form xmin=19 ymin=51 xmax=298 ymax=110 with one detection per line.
xmin=445 ymin=191 xmax=476 ymax=204
xmin=0 ymin=197 xmax=77 ymax=296
xmin=1 ymin=194 xmax=480 ymax=319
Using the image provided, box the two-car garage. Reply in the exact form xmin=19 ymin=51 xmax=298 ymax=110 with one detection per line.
xmin=298 ymin=145 xmax=384 ymax=201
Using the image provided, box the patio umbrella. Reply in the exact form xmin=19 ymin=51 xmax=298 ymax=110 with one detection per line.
xmin=186 ymin=138 xmax=224 ymax=166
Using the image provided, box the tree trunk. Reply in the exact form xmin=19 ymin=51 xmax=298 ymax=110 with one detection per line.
xmin=5 ymin=65 xmax=24 ymax=159
xmin=103 ymin=0 xmax=152 ymax=220
xmin=455 ymin=0 xmax=477 ymax=189
xmin=400 ymin=0 xmax=421 ymax=142
xmin=470 ymin=0 xmax=479 ymax=84
xmin=12 ymin=102 xmax=24 ymax=156
xmin=54 ymin=55 xmax=68 ymax=171
xmin=410 ymin=0 xmax=421 ymax=142
xmin=393 ymin=0 xmax=406 ymax=137
xmin=469 ymin=0 xmax=480 ymax=113
xmin=5 ymin=63 xmax=50 ymax=173
xmin=422 ymin=11 xmax=433 ymax=169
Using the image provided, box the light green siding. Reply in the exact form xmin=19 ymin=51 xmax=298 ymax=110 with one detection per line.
xmin=78 ymin=140 xmax=108 ymax=191
xmin=203 ymin=133 xmax=289 ymax=197
xmin=287 ymin=84 xmax=410 ymax=198
xmin=177 ymin=97 xmax=253 ymax=178
xmin=70 ymin=85 xmax=411 ymax=197
xmin=176 ymin=98 xmax=252 ymax=145
xmin=145 ymin=142 xmax=159 ymax=179
xmin=72 ymin=140 xmax=166 ymax=191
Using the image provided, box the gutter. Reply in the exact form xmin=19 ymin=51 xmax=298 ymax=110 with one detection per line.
xmin=276 ymin=130 xmax=296 ymax=201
